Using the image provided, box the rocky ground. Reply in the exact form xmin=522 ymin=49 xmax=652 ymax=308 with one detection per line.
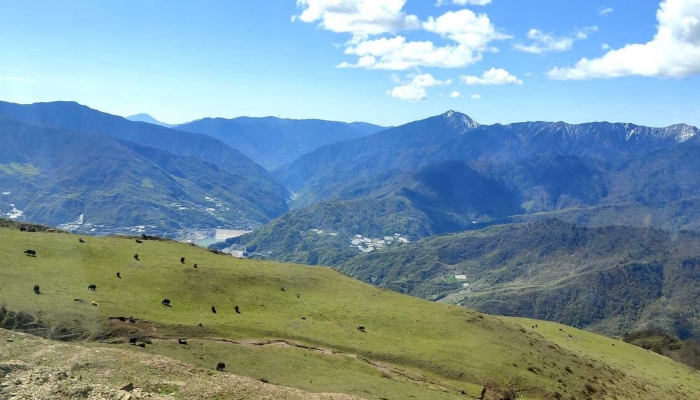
xmin=0 ymin=329 xmax=359 ymax=400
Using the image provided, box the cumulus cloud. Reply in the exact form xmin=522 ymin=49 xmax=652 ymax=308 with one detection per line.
xmin=294 ymin=0 xmax=420 ymax=38
xmin=461 ymin=68 xmax=523 ymax=85
xmin=0 ymin=77 xmax=38 ymax=83
xmin=514 ymin=26 xmax=597 ymax=54
xmin=296 ymin=1 xmax=509 ymax=70
xmin=387 ymin=73 xmax=450 ymax=101
xmin=598 ymin=7 xmax=614 ymax=16
xmin=471 ymin=93 xmax=482 ymax=99
xmin=450 ymin=91 xmax=462 ymax=98
xmin=549 ymin=0 xmax=700 ymax=80
xmin=436 ymin=0 xmax=492 ymax=6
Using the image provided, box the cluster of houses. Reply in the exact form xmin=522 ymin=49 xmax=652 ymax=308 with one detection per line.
xmin=350 ymin=233 xmax=409 ymax=253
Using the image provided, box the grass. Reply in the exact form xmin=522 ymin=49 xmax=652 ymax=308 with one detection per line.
xmin=9 ymin=162 xmax=40 ymax=175
xmin=1 ymin=224 xmax=700 ymax=399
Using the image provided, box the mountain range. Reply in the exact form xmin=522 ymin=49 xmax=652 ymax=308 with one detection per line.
xmin=275 ymin=111 xmax=698 ymax=207
xmin=178 ymin=116 xmax=385 ymax=170
xmin=0 ymin=118 xmax=288 ymax=234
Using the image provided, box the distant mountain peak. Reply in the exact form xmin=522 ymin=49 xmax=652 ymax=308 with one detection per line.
xmin=126 ymin=113 xmax=176 ymax=128
xmin=440 ymin=110 xmax=479 ymax=132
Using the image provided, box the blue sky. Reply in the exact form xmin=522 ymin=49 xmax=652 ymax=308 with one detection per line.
xmin=1 ymin=0 xmax=699 ymax=127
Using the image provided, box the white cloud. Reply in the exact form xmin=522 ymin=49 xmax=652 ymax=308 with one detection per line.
xmin=422 ymin=9 xmax=510 ymax=49
xmin=461 ymin=68 xmax=523 ymax=85
xmin=471 ymin=93 xmax=482 ymax=99
xmin=514 ymin=26 xmax=597 ymax=54
xmin=340 ymin=9 xmax=509 ymax=70
xmin=549 ymin=0 xmax=700 ymax=80
xmin=598 ymin=7 xmax=614 ymax=16
xmin=450 ymin=91 xmax=462 ymax=98
xmin=294 ymin=0 xmax=420 ymax=38
xmin=0 ymin=77 xmax=38 ymax=83
xmin=602 ymin=43 xmax=611 ymax=50
xmin=387 ymin=73 xmax=449 ymax=101
xmin=436 ymin=0 xmax=492 ymax=6
xmin=296 ymin=1 xmax=509 ymax=71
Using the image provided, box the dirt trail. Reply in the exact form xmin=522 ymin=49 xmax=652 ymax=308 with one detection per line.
xmin=156 ymin=336 xmax=468 ymax=396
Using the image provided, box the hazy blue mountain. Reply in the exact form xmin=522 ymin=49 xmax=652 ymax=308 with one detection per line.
xmin=0 ymin=101 xmax=289 ymax=200
xmin=178 ymin=116 xmax=384 ymax=170
xmin=0 ymin=118 xmax=288 ymax=235
xmin=126 ymin=113 xmax=176 ymax=128
xmin=276 ymin=111 xmax=697 ymax=207
xmin=274 ymin=111 xmax=480 ymax=204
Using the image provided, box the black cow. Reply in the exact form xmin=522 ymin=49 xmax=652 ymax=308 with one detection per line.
xmin=178 ymin=339 xmax=188 ymax=345
xmin=129 ymin=337 xmax=138 ymax=345
xmin=19 ymin=227 xmax=27 ymax=232
xmin=79 ymin=238 xmax=85 ymax=243
xmin=180 ymin=257 xmax=185 ymax=264
xmin=24 ymin=249 xmax=36 ymax=257
xmin=116 ymin=272 xmax=121 ymax=279
xmin=135 ymin=239 xmax=143 ymax=244
xmin=138 ymin=343 xmax=146 ymax=348
xmin=162 ymin=299 xmax=171 ymax=307
xmin=129 ymin=316 xmax=136 ymax=323
xmin=88 ymin=284 xmax=97 ymax=291
xmin=234 ymin=305 xmax=240 ymax=314
xmin=193 ymin=263 xmax=198 ymax=269
xmin=216 ymin=362 xmax=226 ymax=371
xmin=134 ymin=254 xmax=140 ymax=261
xmin=211 ymin=306 xmax=217 ymax=314
xmin=33 ymin=285 xmax=41 ymax=294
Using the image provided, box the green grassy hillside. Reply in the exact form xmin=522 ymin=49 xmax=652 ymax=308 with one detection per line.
xmin=1 ymin=221 xmax=700 ymax=399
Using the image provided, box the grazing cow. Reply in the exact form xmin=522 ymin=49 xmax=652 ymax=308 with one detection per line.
xmin=216 ymin=362 xmax=226 ymax=371
xmin=138 ymin=343 xmax=146 ymax=348
xmin=134 ymin=254 xmax=140 ymax=261
xmin=19 ymin=227 xmax=27 ymax=232
xmin=129 ymin=316 xmax=136 ymax=323
xmin=118 ymin=317 xmax=126 ymax=322
xmin=135 ymin=239 xmax=143 ymax=244
xmin=33 ymin=285 xmax=41 ymax=294
xmin=24 ymin=249 xmax=36 ymax=257
xmin=280 ymin=287 xmax=285 ymax=292
xmin=91 ymin=301 xmax=98 ymax=306
xmin=198 ymin=323 xmax=203 ymax=327
xmin=162 ymin=299 xmax=171 ymax=307
xmin=79 ymin=238 xmax=85 ymax=243
xmin=296 ymin=294 xmax=301 ymax=299
xmin=234 ymin=305 xmax=240 ymax=314
xmin=116 ymin=272 xmax=121 ymax=279
xmin=129 ymin=337 xmax=138 ymax=345
xmin=88 ymin=284 xmax=97 ymax=291
xmin=193 ymin=264 xmax=198 ymax=269
xmin=211 ymin=306 xmax=217 ymax=314
xmin=180 ymin=257 xmax=185 ymax=264
xmin=357 ymin=325 xmax=366 ymax=332
xmin=178 ymin=339 xmax=188 ymax=345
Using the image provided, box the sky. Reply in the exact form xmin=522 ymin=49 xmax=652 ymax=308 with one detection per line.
xmin=1 ymin=0 xmax=699 ymax=128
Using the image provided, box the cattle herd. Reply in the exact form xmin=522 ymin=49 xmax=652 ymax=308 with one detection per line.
xmin=19 ymin=228 xmax=367 ymax=372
